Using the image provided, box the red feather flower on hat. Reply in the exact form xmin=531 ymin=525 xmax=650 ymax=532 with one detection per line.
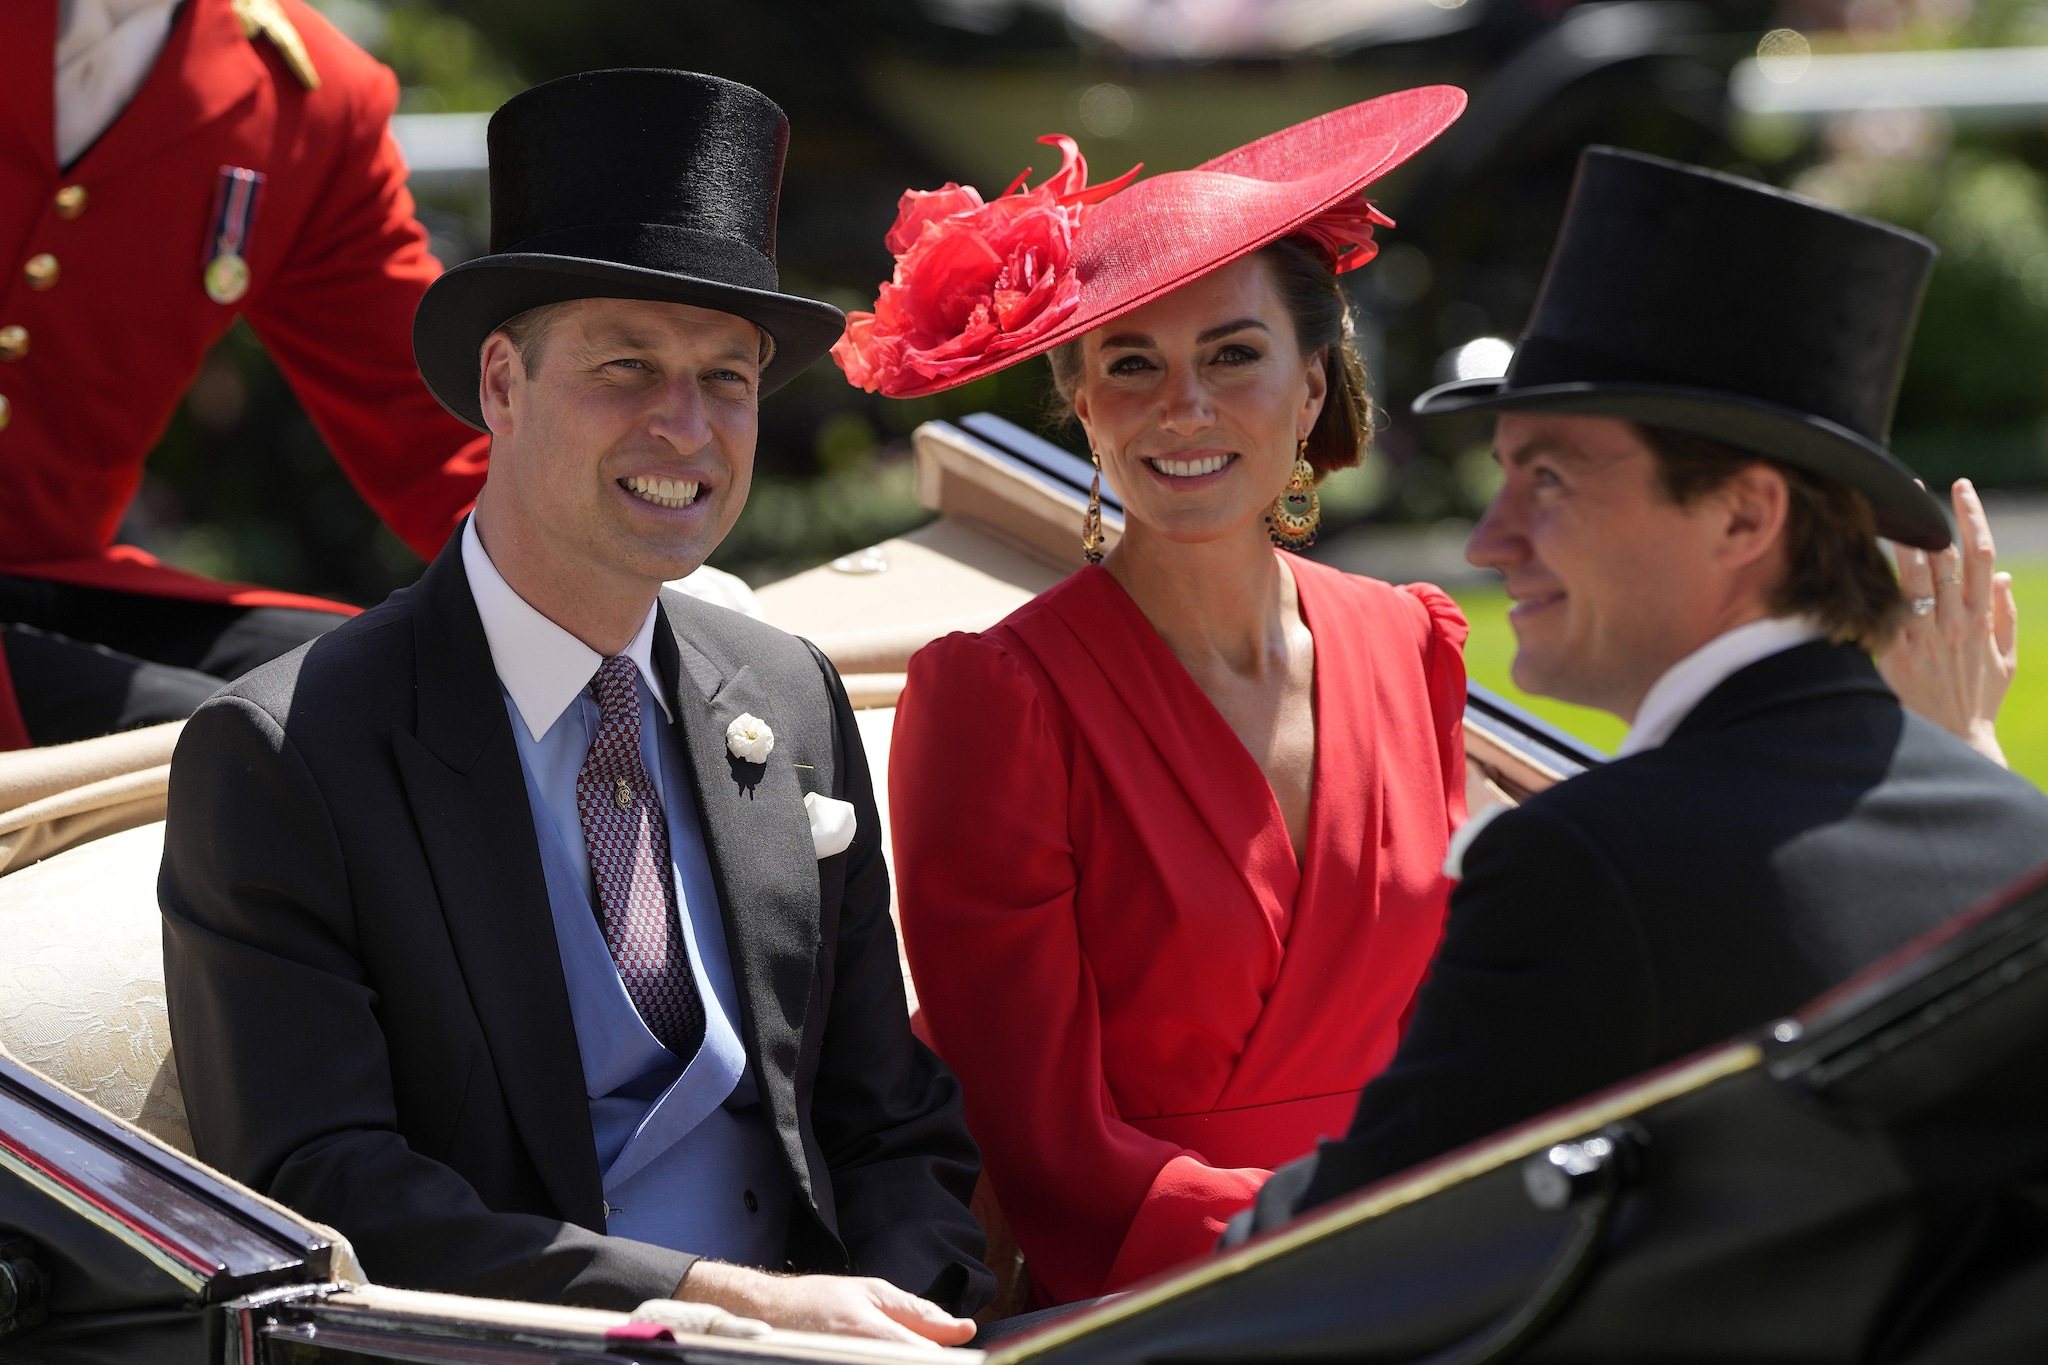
xmin=833 ymin=136 xmax=1140 ymax=396
xmin=1295 ymin=198 xmax=1398 ymax=274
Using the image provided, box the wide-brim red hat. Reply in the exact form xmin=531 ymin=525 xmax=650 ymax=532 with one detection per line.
xmin=834 ymin=85 xmax=1467 ymax=399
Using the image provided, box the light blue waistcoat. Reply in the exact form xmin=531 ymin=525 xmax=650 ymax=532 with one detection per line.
xmin=504 ymin=668 xmax=793 ymax=1266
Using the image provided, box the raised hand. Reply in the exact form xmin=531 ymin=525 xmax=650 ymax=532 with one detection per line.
xmin=1879 ymin=478 xmax=2016 ymax=767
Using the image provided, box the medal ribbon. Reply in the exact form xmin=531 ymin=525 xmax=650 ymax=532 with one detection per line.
xmin=206 ymin=166 xmax=265 ymax=269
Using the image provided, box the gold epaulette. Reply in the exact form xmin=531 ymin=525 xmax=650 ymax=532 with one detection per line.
xmin=231 ymin=0 xmax=321 ymax=91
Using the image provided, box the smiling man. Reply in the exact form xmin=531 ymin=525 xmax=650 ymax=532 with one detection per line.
xmin=159 ymin=71 xmax=990 ymax=1337
xmin=1238 ymin=148 xmax=2048 ymax=1230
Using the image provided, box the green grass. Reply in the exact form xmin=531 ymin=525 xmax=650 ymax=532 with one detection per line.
xmin=1988 ymin=558 xmax=2048 ymax=784
xmin=1451 ymin=560 xmax=2048 ymax=785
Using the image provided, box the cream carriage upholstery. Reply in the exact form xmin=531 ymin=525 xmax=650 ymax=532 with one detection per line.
xmin=0 ymin=718 xmax=178 ymax=876
xmin=0 ymin=723 xmax=189 ymax=1151
xmin=0 ymin=822 xmax=188 ymax=1152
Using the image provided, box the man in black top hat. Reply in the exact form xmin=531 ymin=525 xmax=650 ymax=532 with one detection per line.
xmin=160 ymin=70 xmax=991 ymax=1336
xmin=1238 ymin=147 xmax=2048 ymax=1233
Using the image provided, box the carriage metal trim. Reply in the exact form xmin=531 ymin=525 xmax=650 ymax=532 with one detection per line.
xmin=986 ymin=1041 xmax=1763 ymax=1361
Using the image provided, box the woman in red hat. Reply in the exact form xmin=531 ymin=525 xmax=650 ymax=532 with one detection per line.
xmin=835 ymin=89 xmax=1470 ymax=1307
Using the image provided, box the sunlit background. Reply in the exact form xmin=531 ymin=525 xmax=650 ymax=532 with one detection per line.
xmin=131 ymin=0 xmax=2048 ymax=775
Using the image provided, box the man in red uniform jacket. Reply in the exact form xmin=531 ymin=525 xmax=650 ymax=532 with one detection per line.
xmin=0 ymin=0 xmax=488 ymax=748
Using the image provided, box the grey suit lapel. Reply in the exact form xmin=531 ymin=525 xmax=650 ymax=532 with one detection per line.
xmin=395 ymin=546 xmax=604 ymax=1230
xmin=654 ymin=596 xmax=823 ymax=1206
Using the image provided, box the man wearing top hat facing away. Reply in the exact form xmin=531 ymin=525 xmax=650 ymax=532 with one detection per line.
xmin=1239 ymin=147 xmax=2048 ymax=1233
xmin=160 ymin=70 xmax=991 ymax=1338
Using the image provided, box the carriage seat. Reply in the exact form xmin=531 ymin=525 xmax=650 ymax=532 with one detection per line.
xmin=0 ymin=819 xmax=191 ymax=1153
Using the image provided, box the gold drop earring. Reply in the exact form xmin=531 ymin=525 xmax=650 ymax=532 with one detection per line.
xmin=1081 ymin=447 xmax=1106 ymax=565
xmin=1267 ymin=438 xmax=1321 ymax=551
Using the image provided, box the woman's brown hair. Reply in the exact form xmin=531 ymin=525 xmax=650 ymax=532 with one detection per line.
xmin=1046 ymin=237 xmax=1372 ymax=474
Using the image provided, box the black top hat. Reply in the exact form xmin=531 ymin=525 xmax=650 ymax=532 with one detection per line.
xmin=413 ymin=69 xmax=846 ymax=429
xmin=1415 ymin=147 xmax=1950 ymax=549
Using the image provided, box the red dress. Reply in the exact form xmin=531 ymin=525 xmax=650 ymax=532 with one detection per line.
xmin=891 ymin=558 xmax=1468 ymax=1306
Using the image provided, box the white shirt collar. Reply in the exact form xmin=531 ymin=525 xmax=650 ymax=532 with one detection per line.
xmin=56 ymin=0 xmax=180 ymax=166
xmin=461 ymin=516 xmax=669 ymax=743
xmin=1616 ymin=616 xmax=1825 ymax=758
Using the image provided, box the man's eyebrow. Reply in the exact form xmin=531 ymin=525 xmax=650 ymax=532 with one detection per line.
xmin=1196 ymin=318 xmax=1268 ymax=345
xmin=1500 ymin=435 xmax=1570 ymax=467
xmin=579 ymin=328 xmax=759 ymax=366
xmin=581 ymin=327 xmax=662 ymax=353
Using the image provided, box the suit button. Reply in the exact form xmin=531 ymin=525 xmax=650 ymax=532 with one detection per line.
xmin=53 ymin=186 xmax=86 ymax=219
xmin=743 ymin=1189 xmax=759 ymax=1212
xmin=0 ymin=394 xmax=10 ymax=431
xmin=23 ymin=255 xmax=57 ymax=291
xmin=0 ymin=328 xmax=24 ymax=363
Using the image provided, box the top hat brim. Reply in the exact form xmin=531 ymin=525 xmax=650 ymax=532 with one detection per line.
xmin=415 ymin=253 xmax=848 ymax=430
xmin=1413 ymin=377 xmax=1952 ymax=550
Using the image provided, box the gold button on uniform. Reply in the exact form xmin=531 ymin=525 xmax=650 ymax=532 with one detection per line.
xmin=54 ymin=186 xmax=87 ymax=219
xmin=0 ymin=327 xmax=25 ymax=363
xmin=0 ymin=394 xmax=10 ymax=431
xmin=23 ymin=255 xmax=57 ymax=291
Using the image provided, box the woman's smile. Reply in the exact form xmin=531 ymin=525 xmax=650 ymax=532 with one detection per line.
xmin=1142 ymin=450 xmax=1237 ymax=485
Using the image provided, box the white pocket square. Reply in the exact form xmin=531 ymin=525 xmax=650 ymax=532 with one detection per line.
xmin=804 ymin=792 xmax=858 ymax=859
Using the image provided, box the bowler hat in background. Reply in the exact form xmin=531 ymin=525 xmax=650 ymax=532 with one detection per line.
xmin=1416 ymin=147 xmax=1952 ymax=550
xmin=414 ymin=68 xmax=846 ymax=429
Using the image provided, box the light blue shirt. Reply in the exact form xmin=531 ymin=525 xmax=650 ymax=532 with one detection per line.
xmin=462 ymin=518 xmax=792 ymax=1267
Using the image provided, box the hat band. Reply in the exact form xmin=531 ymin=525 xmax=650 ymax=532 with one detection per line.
xmin=499 ymin=222 xmax=779 ymax=294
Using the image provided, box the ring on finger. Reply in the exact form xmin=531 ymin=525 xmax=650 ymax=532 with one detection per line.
xmin=1912 ymin=595 xmax=1937 ymax=616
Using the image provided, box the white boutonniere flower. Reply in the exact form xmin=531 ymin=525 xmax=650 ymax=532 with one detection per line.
xmin=725 ymin=713 xmax=775 ymax=764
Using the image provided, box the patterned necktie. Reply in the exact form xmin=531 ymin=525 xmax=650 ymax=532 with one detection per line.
xmin=576 ymin=655 xmax=705 ymax=1060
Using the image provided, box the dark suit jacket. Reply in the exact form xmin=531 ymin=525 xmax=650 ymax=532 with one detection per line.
xmin=1248 ymin=641 xmax=2048 ymax=1230
xmin=160 ymin=538 xmax=993 ymax=1313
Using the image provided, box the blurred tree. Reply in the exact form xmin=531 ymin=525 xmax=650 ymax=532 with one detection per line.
xmin=1734 ymin=0 xmax=2048 ymax=490
xmin=1835 ymin=149 xmax=2048 ymax=490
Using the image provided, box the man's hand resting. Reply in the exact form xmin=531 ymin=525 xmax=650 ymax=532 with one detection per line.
xmin=679 ymin=1261 xmax=975 ymax=1347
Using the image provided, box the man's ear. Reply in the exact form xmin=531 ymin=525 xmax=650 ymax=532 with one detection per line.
xmin=1717 ymin=462 xmax=1791 ymax=571
xmin=478 ymin=332 xmax=523 ymax=437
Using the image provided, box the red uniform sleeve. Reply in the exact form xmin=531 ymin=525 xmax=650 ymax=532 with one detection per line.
xmin=245 ymin=60 xmax=486 ymax=562
xmin=1403 ymin=581 xmax=1471 ymax=834
xmin=891 ymin=633 xmax=1264 ymax=1306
